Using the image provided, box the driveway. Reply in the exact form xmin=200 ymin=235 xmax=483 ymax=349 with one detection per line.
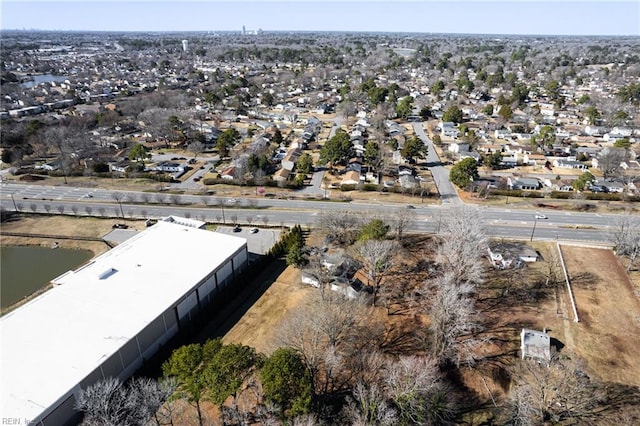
xmin=298 ymin=168 xmax=327 ymax=197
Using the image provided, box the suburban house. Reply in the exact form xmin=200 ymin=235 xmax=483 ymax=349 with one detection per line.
xmin=39 ymin=160 xmax=61 ymax=171
xmin=110 ymin=160 xmax=131 ymax=174
xmin=487 ymin=242 xmax=539 ymax=269
xmin=544 ymin=178 xmax=574 ymax=191
xmin=508 ymin=177 xmax=541 ymax=190
xmin=440 ymin=121 xmax=460 ymax=139
xmin=553 ymin=159 xmax=587 ymax=170
xmin=341 ymin=170 xmax=361 ymax=186
xmin=598 ymin=180 xmax=626 ymax=193
xmin=448 ymin=142 xmax=470 ymax=153
xmin=219 ymin=166 xmax=236 ymax=180
xmin=155 ymin=161 xmax=186 ymax=173
xmin=521 ymin=329 xmax=551 ymax=362
xmin=398 ymin=174 xmax=418 ymax=189
xmin=281 ymin=148 xmax=300 ymax=172
xmin=272 ymin=167 xmax=291 ymax=182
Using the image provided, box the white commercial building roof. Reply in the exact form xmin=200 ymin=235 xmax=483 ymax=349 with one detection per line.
xmin=1 ymin=220 xmax=246 ymax=422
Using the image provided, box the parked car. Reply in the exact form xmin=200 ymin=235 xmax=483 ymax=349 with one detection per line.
xmin=112 ymin=223 xmax=128 ymax=229
xmin=250 ymin=228 xmax=259 ymax=234
xmin=233 ymin=226 xmax=241 ymax=232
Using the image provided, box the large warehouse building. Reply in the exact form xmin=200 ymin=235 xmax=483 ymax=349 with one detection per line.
xmin=1 ymin=219 xmax=248 ymax=425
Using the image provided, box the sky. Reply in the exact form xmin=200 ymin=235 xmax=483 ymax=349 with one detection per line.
xmin=1 ymin=0 xmax=639 ymax=36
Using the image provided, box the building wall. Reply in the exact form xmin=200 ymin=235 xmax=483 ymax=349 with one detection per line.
xmin=37 ymin=244 xmax=248 ymax=425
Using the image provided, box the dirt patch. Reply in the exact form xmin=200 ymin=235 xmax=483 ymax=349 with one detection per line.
xmin=559 ymin=245 xmax=640 ymax=386
xmin=222 ymin=266 xmax=314 ymax=355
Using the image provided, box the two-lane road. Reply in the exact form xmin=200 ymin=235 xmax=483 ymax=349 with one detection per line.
xmin=412 ymin=122 xmax=461 ymax=205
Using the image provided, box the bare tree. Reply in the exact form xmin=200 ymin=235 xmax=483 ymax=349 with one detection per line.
xmin=77 ymin=377 xmax=176 ymax=426
xmin=344 ymin=382 xmax=398 ymax=426
xmin=611 ymin=213 xmax=640 ymax=271
xmin=127 ymin=377 xmax=177 ymax=426
xmin=98 ymin=207 xmax=105 ymax=217
xmin=318 ymin=209 xmax=364 ymax=245
xmin=279 ymin=293 xmax=373 ymax=395
xmin=355 ymin=239 xmax=395 ymax=307
xmin=540 ymin=247 xmax=562 ymax=287
xmin=390 ymin=208 xmax=416 ymax=241
xmin=506 ymin=356 xmax=609 ymax=426
xmin=154 ymin=193 xmax=166 ymax=204
xmin=76 ymin=377 xmax=129 ymax=425
xmin=187 ymin=141 xmax=205 ymax=160
xmin=71 ymin=205 xmax=78 ymax=217
xmin=111 ymin=192 xmax=125 ymax=219
xmin=303 ymin=253 xmax=338 ymax=300
xmin=425 ymin=272 xmax=484 ymax=367
xmin=436 ymin=205 xmax=487 ymax=286
xmin=384 ymin=355 xmax=456 ymax=425
xmin=140 ymin=193 xmax=151 ymax=204
xmin=262 ymin=216 xmax=270 ymax=227
xmin=597 ymin=147 xmax=627 ymax=178
xmin=56 ymin=205 xmax=65 ymax=215
xmin=84 ymin=206 xmax=93 ymax=216
xmin=169 ymin=194 xmax=180 ymax=205
xmin=29 ymin=203 xmax=37 ymax=213
xmin=15 ymin=202 xmax=23 ymax=212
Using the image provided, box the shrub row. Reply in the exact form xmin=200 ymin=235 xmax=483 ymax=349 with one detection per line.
xmin=201 ymin=177 xmax=302 ymax=190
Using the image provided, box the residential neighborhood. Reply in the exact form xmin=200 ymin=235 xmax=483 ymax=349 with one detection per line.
xmin=2 ymin=26 xmax=640 ymax=426
xmin=1 ymin=30 xmax=639 ymax=202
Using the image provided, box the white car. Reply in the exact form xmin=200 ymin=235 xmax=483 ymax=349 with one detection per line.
xmin=250 ymin=228 xmax=259 ymax=234
xmin=535 ymin=214 xmax=548 ymax=219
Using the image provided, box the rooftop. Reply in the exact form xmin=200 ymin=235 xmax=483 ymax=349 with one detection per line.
xmin=1 ymin=220 xmax=246 ymax=421
xmin=521 ymin=328 xmax=551 ymax=361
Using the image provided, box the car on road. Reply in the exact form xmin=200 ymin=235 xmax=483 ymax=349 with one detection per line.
xmin=250 ymin=227 xmax=259 ymax=234
xmin=80 ymin=193 xmax=93 ymax=198
xmin=233 ymin=226 xmax=241 ymax=232
xmin=227 ymin=198 xmax=237 ymax=205
xmin=535 ymin=214 xmax=548 ymax=219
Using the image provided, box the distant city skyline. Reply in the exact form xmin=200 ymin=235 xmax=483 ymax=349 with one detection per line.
xmin=2 ymin=1 xmax=639 ymax=36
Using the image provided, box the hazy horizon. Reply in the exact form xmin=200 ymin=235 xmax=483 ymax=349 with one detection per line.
xmin=2 ymin=1 xmax=639 ymax=37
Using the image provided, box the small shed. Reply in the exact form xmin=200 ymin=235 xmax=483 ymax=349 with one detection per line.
xmin=521 ymin=328 xmax=551 ymax=362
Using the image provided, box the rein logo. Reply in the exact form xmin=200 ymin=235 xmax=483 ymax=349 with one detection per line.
xmin=2 ymin=419 xmax=32 ymax=425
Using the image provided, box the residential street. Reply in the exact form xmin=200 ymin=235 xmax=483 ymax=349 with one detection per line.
xmin=413 ymin=122 xmax=462 ymax=205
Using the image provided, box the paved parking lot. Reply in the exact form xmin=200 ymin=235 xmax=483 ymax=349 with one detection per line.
xmin=215 ymin=226 xmax=281 ymax=255
xmin=103 ymin=228 xmax=140 ymax=244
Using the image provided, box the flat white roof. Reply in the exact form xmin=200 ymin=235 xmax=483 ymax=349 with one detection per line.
xmin=1 ymin=220 xmax=246 ymax=421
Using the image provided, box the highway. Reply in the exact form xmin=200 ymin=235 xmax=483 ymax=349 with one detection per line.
xmin=0 ymin=182 xmax=617 ymax=245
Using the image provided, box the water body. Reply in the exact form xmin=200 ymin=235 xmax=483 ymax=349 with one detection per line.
xmin=21 ymin=74 xmax=69 ymax=88
xmin=1 ymin=246 xmax=93 ymax=309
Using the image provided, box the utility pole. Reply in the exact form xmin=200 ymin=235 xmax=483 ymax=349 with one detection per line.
xmin=530 ymin=217 xmax=538 ymax=242
xmin=10 ymin=193 xmax=18 ymax=211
